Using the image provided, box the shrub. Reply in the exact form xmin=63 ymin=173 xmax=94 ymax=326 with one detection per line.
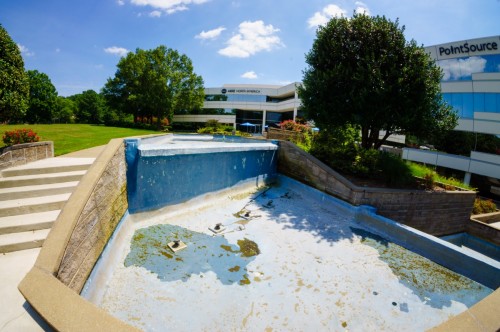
xmin=472 ymin=198 xmax=497 ymax=215
xmin=423 ymin=172 xmax=436 ymax=190
xmin=377 ymin=152 xmax=413 ymax=187
xmin=2 ymin=128 xmax=40 ymax=145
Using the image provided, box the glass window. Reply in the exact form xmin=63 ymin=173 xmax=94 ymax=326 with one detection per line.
xmin=438 ymin=54 xmax=500 ymax=82
xmin=474 ymin=93 xmax=485 ymax=113
xmin=451 ymin=93 xmax=463 ymax=117
xmin=462 ymin=93 xmax=474 ymax=118
xmin=484 ymin=94 xmax=497 ymax=113
xmin=227 ymin=94 xmax=266 ymax=102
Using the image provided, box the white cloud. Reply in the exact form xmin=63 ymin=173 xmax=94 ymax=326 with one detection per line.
xmin=130 ymin=0 xmax=209 ymax=15
xmin=17 ymin=44 xmax=34 ymax=56
xmin=195 ymin=26 xmax=226 ymax=40
xmin=104 ymin=46 xmax=130 ymax=57
xmin=241 ymin=71 xmax=258 ymax=79
xmin=308 ymin=4 xmax=347 ymax=28
xmin=439 ymin=56 xmax=487 ymax=80
xmin=218 ymin=20 xmax=284 ymax=58
xmin=149 ymin=10 xmax=162 ymax=17
xmin=354 ymin=1 xmax=370 ymax=15
xmin=117 ymin=0 xmax=125 ymax=5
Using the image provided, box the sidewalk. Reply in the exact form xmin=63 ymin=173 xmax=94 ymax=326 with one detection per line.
xmin=0 ymin=146 xmax=104 ymax=332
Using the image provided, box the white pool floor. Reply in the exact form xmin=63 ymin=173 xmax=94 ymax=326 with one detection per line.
xmin=82 ymin=177 xmax=492 ymax=331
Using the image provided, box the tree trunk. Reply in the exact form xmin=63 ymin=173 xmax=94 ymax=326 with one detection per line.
xmin=374 ymin=131 xmax=392 ymax=150
xmin=361 ymin=127 xmax=370 ymax=149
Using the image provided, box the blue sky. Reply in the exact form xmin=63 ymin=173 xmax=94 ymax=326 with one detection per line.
xmin=1 ymin=0 xmax=499 ymax=96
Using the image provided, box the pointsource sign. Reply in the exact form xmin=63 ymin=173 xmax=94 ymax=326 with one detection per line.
xmin=221 ymin=88 xmax=261 ymax=94
xmin=438 ymin=37 xmax=499 ymax=57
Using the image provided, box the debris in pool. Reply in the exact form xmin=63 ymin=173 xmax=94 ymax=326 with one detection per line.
xmin=373 ymin=291 xmax=378 ymax=296
xmin=264 ymin=200 xmax=274 ymax=208
xmin=209 ymin=223 xmax=226 ymax=234
xmin=392 ymin=302 xmax=398 ymax=306
xmin=168 ymin=240 xmax=187 ymax=252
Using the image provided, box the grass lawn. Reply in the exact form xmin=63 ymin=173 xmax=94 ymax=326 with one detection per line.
xmin=407 ymin=161 xmax=474 ymax=190
xmin=0 ymin=124 xmax=160 ymax=156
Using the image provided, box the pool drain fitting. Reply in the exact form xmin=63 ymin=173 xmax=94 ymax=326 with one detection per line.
xmin=168 ymin=239 xmax=187 ymax=252
xmin=209 ymin=223 xmax=226 ymax=234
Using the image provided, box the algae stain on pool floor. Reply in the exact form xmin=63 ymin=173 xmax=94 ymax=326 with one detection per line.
xmin=124 ymin=224 xmax=259 ymax=285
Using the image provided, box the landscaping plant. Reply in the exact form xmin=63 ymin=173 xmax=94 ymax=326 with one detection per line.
xmin=2 ymin=128 xmax=40 ymax=145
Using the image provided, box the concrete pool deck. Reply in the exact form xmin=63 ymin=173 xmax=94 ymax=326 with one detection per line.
xmin=82 ymin=176 xmax=493 ymax=331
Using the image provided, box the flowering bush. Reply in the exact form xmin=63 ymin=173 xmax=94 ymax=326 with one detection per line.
xmin=279 ymin=120 xmax=311 ymax=133
xmin=2 ymin=129 xmax=40 ymax=146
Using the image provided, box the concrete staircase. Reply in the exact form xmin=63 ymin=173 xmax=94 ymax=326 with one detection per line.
xmin=0 ymin=158 xmax=95 ymax=253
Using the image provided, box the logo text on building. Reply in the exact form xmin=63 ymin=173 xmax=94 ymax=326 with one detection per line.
xmin=221 ymin=89 xmax=261 ymax=94
xmin=439 ymin=41 xmax=498 ymax=56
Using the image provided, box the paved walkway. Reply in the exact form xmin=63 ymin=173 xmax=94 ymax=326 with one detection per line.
xmin=0 ymin=146 xmax=104 ymax=332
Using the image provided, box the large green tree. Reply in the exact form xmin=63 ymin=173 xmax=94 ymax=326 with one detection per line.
xmin=55 ymin=96 xmax=76 ymax=123
xmin=299 ymin=14 xmax=457 ymax=149
xmin=25 ymin=69 xmax=58 ymax=123
xmin=102 ymin=45 xmax=204 ymax=128
xmin=0 ymin=24 xmax=29 ymax=122
xmin=72 ymin=90 xmax=106 ymax=124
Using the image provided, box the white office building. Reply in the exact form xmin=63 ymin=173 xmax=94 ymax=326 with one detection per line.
xmin=173 ymin=82 xmax=302 ymax=133
xmin=402 ymin=35 xmax=500 ymax=194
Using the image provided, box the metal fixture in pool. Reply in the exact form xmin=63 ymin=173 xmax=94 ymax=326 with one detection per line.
xmin=167 ymin=240 xmax=187 ymax=252
xmin=209 ymin=223 xmax=226 ymax=234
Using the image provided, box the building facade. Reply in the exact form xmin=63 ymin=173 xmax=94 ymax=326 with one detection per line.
xmin=173 ymin=82 xmax=302 ymax=133
xmin=403 ymin=35 xmax=500 ymax=193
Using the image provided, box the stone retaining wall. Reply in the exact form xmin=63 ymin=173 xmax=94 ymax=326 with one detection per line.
xmin=267 ymin=127 xmax=302 ymax=142
xmin=277 ymin=140 xmax=476 ymax=236
xmin=56 ymin=141 xmax=128 ymax=292
xmin=0 ymin=141 xmax=54 ymax=171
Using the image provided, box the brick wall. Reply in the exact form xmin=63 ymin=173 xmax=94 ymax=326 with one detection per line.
xmin=267 ymin=127 xmax=303 ymax=142
xmin=278 ymin=140 xmax=477 ymax=236
xmin=0 ymin=141 xmax=54 ymax=171
xmin=467 ymin=219 xmax=500 ymax=246
xmin=57 ymin=142 xmax=128 ymax=292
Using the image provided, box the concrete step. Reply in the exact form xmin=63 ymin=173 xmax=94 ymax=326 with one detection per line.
xmin=0 ymin=193 xmax=71 ymax=217
xmin=0 ymin=181 xmax=78 ymax=200
xmin=0 ymin=171 xmax=86 ymax=189
xmin=0 ymin=210 xmax=60 ymax=235
xmin=0 ymin=158 xmax=94 ymax=178
xmin=0 ymin=228 xmax=50 ymax=253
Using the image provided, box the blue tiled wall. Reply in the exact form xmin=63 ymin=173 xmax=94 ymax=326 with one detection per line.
xmin=125 ymin=138 xmax=278 ymax=213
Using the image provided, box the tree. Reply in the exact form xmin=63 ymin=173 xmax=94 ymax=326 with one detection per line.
xmin=55 ymin=96 xmax=76 ymax=123
xmin=73 ymin=90 xmax=106 ymax=124
xmin=102 ymin=45 xmax=204 ymax=129
xmin=299 ymin=14 xmax=458 ymax=150
xmin=25 ymin=70 xmax=58 ymax=123
xmin=0 ymin=24 xmax=29 ymax=122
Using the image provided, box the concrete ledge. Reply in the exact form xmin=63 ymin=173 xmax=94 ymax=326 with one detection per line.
xmin=18 ymin=266 xmax=138 ymax=332
xmin=430 ymin=288 xmax=500 ymax=332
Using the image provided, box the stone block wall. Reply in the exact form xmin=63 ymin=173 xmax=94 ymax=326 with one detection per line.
xmin=57 ymin=142 xmax=128 ymax=292
xmin=267 ymin=127 xmax=302 ymax=142
xmin=467 ymin=220 xmax=500 ymax=246
xmin=277 ymin=140 xmax=477 ymax=236
xmin=0 ymin=141 xmax=54 ymax=171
